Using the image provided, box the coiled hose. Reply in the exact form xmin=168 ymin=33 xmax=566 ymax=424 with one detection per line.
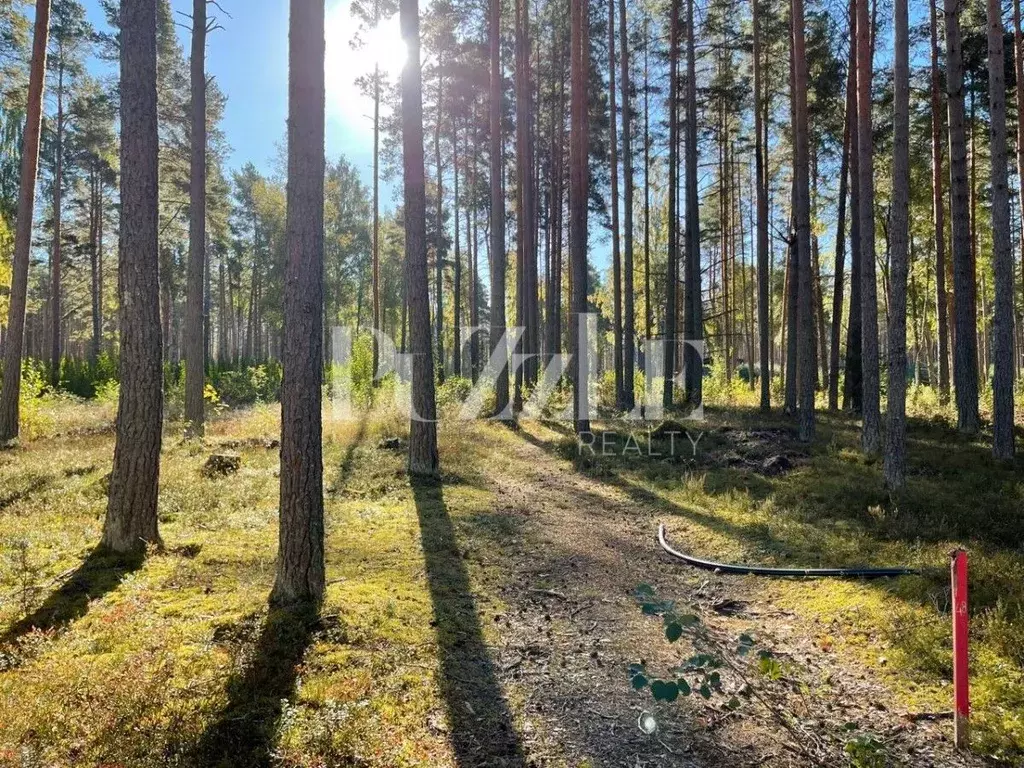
xmin=658 ymin=523 xmax=916 ymax=579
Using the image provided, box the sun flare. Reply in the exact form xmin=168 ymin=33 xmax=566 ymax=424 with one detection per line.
xmin=325 ymin=4 xmax=407 ymax=102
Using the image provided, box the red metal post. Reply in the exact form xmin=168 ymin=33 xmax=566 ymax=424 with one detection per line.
xmin=951 ymin=549 xmax=969 ymax=750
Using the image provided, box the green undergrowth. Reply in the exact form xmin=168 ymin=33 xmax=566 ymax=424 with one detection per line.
xmin=524 ymin=407 xmax=1024 ymax=761
xmin=0 ymin=404 xmax=525 ymax=767
xmin=2 ymin=395 xmax=1024 ymax=763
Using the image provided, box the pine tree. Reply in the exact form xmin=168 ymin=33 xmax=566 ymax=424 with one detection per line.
xmin=753 ymin=0 xmax=770 ymax=412
xmin=489 ymin=0 xmax=509 ymax=416
xmin=569 ymin=0 xmax=589 ymax=434
xmin=792 ymin=0 xmax=814 ymax=442
xmin=184 ymin=0 xmax=207 ymax=437
xmin=0 ymin=0 xmax=51 ymax=445
xmin=664 ymin=0 xmax=679 ymax=408
xmin=944 ymin=0 xmax=980 ymax=434
xmin=931 ymin=0 xmax=950 ymax=401
xmin=987 ymin=0 xmax=1015 ymax=460
xmin=682 ymin=0 xmax=702 ymax=406
xmin=884 ymin=0 xmax=909 ymax=488
xmin=102 ymin=0 xmax=162 ymax=554
xmin=402 ymin=0 xmax=440 ymax=474
xmin=619 ymin=0 xmax=635 ymax=412
xmin=271 ymin=0 xmax=327 ymax=605
xmin=856 ymin=0 xmax=880 ymax=454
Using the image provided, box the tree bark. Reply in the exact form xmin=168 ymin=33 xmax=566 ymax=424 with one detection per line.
xmin=372 ymin=0 xmax=381 ymax=380
xmin=184 ymin=0 xmax=207 ymax=436
xmin=792 ymin=0 xmax=814 ymax=442
xmin=102 ymin=0 xmax=163 ymax=554
xmin=50 ymin=61 xmax=64 ymax=388
xmin=619 ymin=0 xmax=635 ymax=411
xmin=856 ymin=0 xmax=880 ymax=454
xmin=987 ymin=0 xmax=1016 ymax=460
xmin=453 ymin=119 xmax=462 ymax=378
xmin=570 ymin=0 xmax=590 ymax=433
xmin=844 ymin=0 xmax=862 ymax=413
xmin=884 ymin=0 xmax=910 ymax=488
xmin=0 ymin=0 xmax=51 ymax=444
xmin=608 ymin=0 xmax=623 ymax=408
xmin=643 ymin=14 xmax=653 ymax=350
xmin=944 ymin=0 xmax=980 ymax=434
xmin=434 ymin=65 xmax=445 ymax=383
xmin=930 ymin=0 xmax=950 ymax=401
xmin=829 ymin=44 xmax=853 ymax=411
xmin=489 ymin=0 xmax=509 ymax=414
xmin=514 ymin=0 xmax=538 ymax=408
xmin=683 ymin=0 xmax=702 ymax=405
xmin=753 ymin=0 xmax=770 ymax=411
xmin=663 ymin=0 xmax=679 ymax=408
xmin=90 ymin=171 xmax=101 ymax=365
xmin=270 ymin=0 xmax=328 ymax=606
xmin=402 ymin=0 xmax=440 ymax=474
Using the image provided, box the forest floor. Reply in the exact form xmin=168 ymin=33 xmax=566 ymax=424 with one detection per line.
xmin=0 ymin=396 xmax=1021 ymax=766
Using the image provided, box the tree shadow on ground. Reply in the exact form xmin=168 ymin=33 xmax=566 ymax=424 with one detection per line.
xmin=187 ymin=415 xmax=366 ymax=767
xmin=187 ymin=605 xmax=318 ymax=767
xmin=0 ymin=547 xmax=143 ymax=658
xmin=511 ymin=424 xmax=954 ymax=602
xmin=412 ymin=476 xmax=526 ymax=767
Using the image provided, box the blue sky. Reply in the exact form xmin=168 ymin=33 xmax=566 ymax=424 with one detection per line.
xmin=81 ymin=0 xmax=403 ymax=202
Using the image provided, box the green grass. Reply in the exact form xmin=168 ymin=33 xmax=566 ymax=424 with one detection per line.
xmin=1 ymin=393 xmax=1023 ymax=763
xmin=0 ymin=403 xmax=528 ymax=767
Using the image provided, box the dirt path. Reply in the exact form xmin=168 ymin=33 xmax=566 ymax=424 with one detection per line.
xmin=466 ymin=421 xmax=987 ymax=768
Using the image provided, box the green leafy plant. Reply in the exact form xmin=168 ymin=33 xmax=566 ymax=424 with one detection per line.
xmin=843 ymin=731 xmax=886 ymax=768
xmin=629 ymin=583 xmax=760 ymax=710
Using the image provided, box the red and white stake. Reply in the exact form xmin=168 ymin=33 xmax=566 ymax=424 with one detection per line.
xmin=951 ymin=549 xmax=969 ymax=750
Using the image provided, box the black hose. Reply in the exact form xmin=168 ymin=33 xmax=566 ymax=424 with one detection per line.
xmin=657 ymin=524 xmax=917 ymax=579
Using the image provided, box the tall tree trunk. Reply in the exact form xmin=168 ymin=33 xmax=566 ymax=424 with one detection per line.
xmin=664 ymin=0 xmax=679 ymax=408
xmin=683 ymin=0 xmax=702 ymax=405
xmin=453 ymin=118 xmax=462 ymax=378
xmin=402 ymin=0 xmax=440 ymax=473
xmin=784 ymin=45 xmax=798 ymax=416
xmin=753 ymin=0 xmax=770 ymax=411
xmin=469 ymin=107 xmax=480 ymax=381
xmin=98 ymin=183 xmax=106 ymax=353
xmin=0 ymin=0 xmax=51 ymax=444
xmin=90 ymin=171 xmax=101 ymax=365
xmin=856 ymin=0 xmax=880 ymax=454
xmin=608 ymin=0 xmax=623 ymax=408
xmin=1015 ymin=0 xmax=1024 ymax=381
xmin=931 ymin=0 xmax=950 ymax=401
xmin=272 ymin=0 xmax=327 ymax=605
xmin=570 ymin=0 xmax=590 ymax=433
xmin=829 ymin=43 xmax=853 ymax=410
xmin=619 ymin=0 xmax=635 ymax=411
xmin=50 ymin=63 xmax=64 ymax=388
xmin=490 ymin=0 xmax=509 ymax=414
xmin=811 ymin=150 xmax=827 ymax=389
xmin=945 ymin=0 xmax=980 ymax=433
xmin=372 ymin=0 xmax=381 ymax=380
xmin=102 ymin=0 xmax=163 ymax=554
xmin=514 ymin=0 xmax=537 ymax=408
xmin=988 ymin=0 xmax=1016 ymax=460
xmin=434 ymin=66 xmax=445 ymax=383
xmin=792 ymin=0 xmax=814 ymax=441
xmin=218 ymin=255 xmax=227 ymax=363
xmin=185 ymin=0 xmax=207 ymax=436
xmin=643 ymin=14 xmax=653 ymax=350
xmin=844 ymin=0 xmax=862 ymax=412
xmin=884 ymin=0 xmax=910 ymax=488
